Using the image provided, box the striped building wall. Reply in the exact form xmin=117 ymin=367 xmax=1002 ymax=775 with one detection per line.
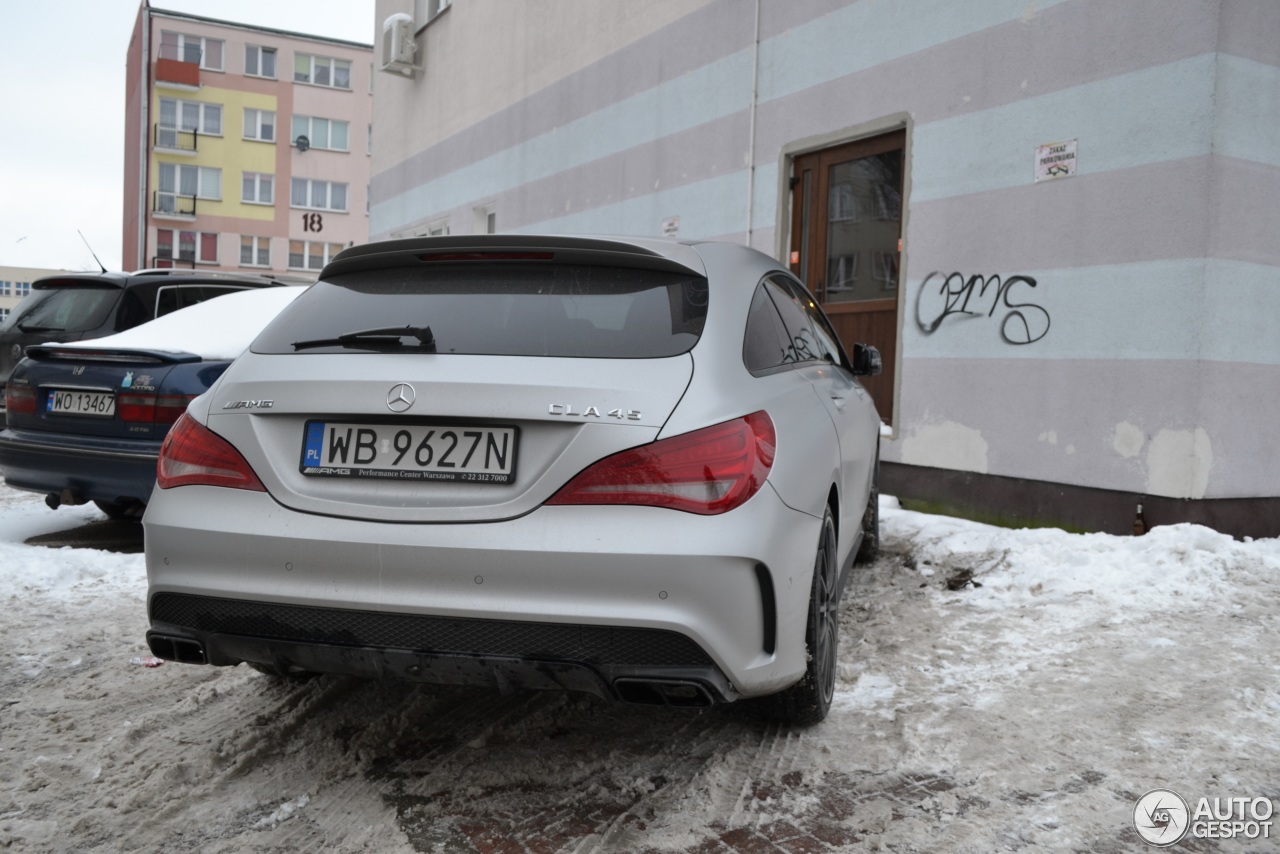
xmin=369 ymin=0 xmax=1280 ymax=528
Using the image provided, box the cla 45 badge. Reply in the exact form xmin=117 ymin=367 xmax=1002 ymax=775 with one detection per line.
xmin=548 ymin=403 xmax=641 ymax=420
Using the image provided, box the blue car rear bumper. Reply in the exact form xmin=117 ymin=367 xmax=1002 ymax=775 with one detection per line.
xmin=0 ymin=427 xmax=161 ymax=506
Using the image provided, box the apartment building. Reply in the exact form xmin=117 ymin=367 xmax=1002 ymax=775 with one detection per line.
xmin=123 ymin=5 xmax=372 ymax=277
xmin=369 ymin=0 xmax=1280 ymax=536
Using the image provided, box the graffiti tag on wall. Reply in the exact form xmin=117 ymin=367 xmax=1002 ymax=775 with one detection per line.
xmin=915 ymin=272 xmax=1051 ymax=345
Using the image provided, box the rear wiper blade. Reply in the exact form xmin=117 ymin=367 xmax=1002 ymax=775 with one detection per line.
xmin=17 ymin=323 xmax=61 ymax=333
xmin=292 ymin=324 xmax=437 ymax=352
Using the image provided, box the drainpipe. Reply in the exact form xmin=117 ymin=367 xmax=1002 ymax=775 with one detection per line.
xmin=744 ymin=0 xmax=761 ymax=249
xmin=137 ymin=2 xmax=151 ymax=271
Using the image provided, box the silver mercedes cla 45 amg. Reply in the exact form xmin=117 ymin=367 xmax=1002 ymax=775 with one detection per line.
xmin=144 ymin=235 xmax=883 ymax=725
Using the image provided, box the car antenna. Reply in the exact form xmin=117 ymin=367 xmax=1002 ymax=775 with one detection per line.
xmin=77 ymin=229 xmax=108 ymax=273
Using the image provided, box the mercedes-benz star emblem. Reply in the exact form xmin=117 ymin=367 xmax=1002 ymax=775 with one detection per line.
xmin=387 ymin=383 xmax=416 ymax=413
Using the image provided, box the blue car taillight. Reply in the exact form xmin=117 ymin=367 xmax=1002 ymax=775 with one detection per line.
xmin=4 ymin=384 xmax=36 ymax=416
xmin=118 ymin=394 xmax=197 ymax=426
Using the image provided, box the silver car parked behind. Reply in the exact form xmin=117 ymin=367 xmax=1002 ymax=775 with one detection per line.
xmin=144 ymin=235 xmax=882 ymax=725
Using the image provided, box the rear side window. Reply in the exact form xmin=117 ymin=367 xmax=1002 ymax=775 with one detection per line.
xmin=743 ymin=284 xmax=794 ymax=373
xmin=774 ymin=275 xmax=846 ymax=366
xmin=252 ymin=264 xmax=709 ymax=358
xmin=760 ymin=276 xmax=830 ymax=365
xmin=7 ymin=284 xmax=120 ymax=335
xmin=114 ymin=290 xmax=151 ymax=331
xmin=156 ymin=285 xmax=254 ymax=317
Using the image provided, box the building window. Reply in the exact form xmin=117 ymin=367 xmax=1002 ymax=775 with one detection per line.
xmin=245 ymin=44 xmax=277 ymax=78
xmin=157 ymin=163 xmax=220 ymax=214
xmin=293 ymin=53 xmax=351 ymax=89
xmin=243 ymin=108 xmax=275 ymax=142
xmin=473 ymin=205 xmax=496 ymax=234
xmin=158 ymin=97 xmax=221 ymax=148
xmin=160 ymin=31 xmax=224 ymax=71
xmin=291 ymin=178 xmax=347 ymax=212
xmin=288 ymin=240 xmax=344 ymax=270
xmin=157 ymin=228 xmax=218 ymax=264
xmin=240 ymin=236 xmax=271 ymax=267
xmin=290 ymin=115 xmax=349 ymax=152
xmin=159 ymin=163 xmax=220 ymax=200
xmin=1 ymin=281 xmax=32 ymax=297
xmin=242 ymin=172 xmax=274 ymax=205
xmin=414 ymin=0 xmax=452 ymax=28
xmin=0 ymin=308 xmax=8 ymax=323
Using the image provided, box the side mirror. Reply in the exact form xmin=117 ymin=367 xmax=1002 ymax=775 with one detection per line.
xmin=852 ymin=343 xmax=882 ymax=377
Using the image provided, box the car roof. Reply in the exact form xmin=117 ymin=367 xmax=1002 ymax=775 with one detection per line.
xmin=31 ymin=269 xmax=292 ymax=290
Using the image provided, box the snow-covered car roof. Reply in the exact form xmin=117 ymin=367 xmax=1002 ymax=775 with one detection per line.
xmin=42 ymin=286 xmax=307 ymax=361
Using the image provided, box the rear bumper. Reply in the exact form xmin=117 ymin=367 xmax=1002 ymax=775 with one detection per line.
xmin=0 ymin=428 xmax=160 ymax=505
xmin=147 ymin=598 xmax=737 ymax=707
xmin=144 ymin=484 xmax=823 ymax=702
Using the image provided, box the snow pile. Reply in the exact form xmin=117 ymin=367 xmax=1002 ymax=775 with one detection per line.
xmin=42 ymin=285 xmax=306 ymax=361
xmin=0 ymin=489 xmax=140 ymax=602
xmin=881 ymin=496 xmax=1280 ymax=623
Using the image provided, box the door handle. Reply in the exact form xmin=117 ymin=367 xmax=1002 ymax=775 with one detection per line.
xmin=830 ymin=394 xmax=847 ymax=411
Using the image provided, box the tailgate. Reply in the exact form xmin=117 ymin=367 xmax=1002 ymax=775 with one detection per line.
xmin=205 ymin=351 xmax=694 ymax=523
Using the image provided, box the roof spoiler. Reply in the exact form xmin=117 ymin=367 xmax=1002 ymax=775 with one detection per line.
xmin=318 ymin=234 xmax=708 ymax=280
xmin=23 ymin=345 xmax=201 ymax=365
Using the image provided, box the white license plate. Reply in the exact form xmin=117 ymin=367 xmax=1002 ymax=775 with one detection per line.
xmin=46 ymin=389 xmax=116 ymax=417
xmin=301 ymin=421 xmax=518 ymax=483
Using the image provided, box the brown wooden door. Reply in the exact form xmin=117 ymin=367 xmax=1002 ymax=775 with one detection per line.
xmin=790 ymin=130 xmax=904 ymax=423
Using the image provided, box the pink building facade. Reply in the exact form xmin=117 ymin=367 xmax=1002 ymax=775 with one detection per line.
xmin=123 ymin=4 xmax=372 ymax=277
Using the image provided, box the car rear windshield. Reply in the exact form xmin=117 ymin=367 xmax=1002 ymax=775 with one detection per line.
xmin=6 ymin=283 xmax=120 ymax=335
xmin=251 ymin=263 xmax=710 ymax=358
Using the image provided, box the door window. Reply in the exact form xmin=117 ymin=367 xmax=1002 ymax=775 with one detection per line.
xmin=824 ymin=152 xmax=902 ymax=302
xmin=791 ymin=129 xmax=905 ymax=422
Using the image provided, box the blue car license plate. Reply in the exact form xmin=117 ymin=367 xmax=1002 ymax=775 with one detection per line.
xmin=47 ymin=389 xmax=116 ymax=417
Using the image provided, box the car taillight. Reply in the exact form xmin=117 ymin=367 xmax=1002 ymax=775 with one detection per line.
xmin=157 ymin=412 xmax=265 ymax=491
xmin=119 ymin=394 xmax=197 ymax=426
xmin=4 ymin=385 xmax=36 ymax=416
xmin=547 ymin=411 xmax=775 ymax=515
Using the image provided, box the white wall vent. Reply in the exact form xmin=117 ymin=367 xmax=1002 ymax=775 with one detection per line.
xmin=380 ymin=13 xmax=419 ymax=76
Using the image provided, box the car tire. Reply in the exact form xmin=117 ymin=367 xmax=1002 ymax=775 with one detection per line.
xmin=93 ymin=499 xmax=137 ymax=521
xmin=855 ymin=444 xmax=880 ymax=565
xmin=770 ymin=507 xmax=839 ymax=726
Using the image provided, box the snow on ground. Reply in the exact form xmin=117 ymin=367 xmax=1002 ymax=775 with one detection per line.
xmin=1 ymin=483 xmax=1277 ymax=852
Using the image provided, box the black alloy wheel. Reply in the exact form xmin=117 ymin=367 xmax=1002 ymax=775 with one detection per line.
xmin=771 ymin=507 xmax=839 ymax=725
